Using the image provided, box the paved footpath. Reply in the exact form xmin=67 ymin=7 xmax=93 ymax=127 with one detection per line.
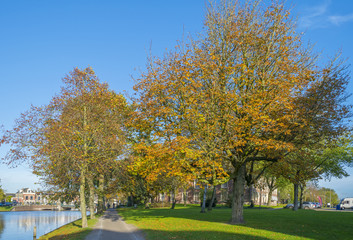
xmin=85 ymin=209 xmax=145 ymax=240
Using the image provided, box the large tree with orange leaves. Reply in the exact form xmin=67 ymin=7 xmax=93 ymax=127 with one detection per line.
xmin=133 ymin=0 xmax=351 ymax=224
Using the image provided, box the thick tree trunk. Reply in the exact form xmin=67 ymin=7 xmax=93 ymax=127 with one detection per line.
xmin=208 ymin=185 xmax=217 ymax=211
xmin=200 ymin=185 xmax=207 ymax=213
xmin=97 ymin=174 xmax=105 ymax=213
xmin=249 ymin=184 xmax=254 ymax=208
xmin=80 ymin=168 xmax=88 ymax=228
xmin=299 ymin=184 xmax=304 ymax=209
xmin=267 ymin=188 xmax=273 ymax=206
xmin=171 ymin=189 xmax=177 ymax=209
xmin=230 ymin=164 xmax=245 ymax=224
xmin=293 ymin=183 xmax=299 ymax=211
xmin=183 ymin=188 xmax=187 ymax=206
xmin=87 ymin=177 xmax=95 ymax=219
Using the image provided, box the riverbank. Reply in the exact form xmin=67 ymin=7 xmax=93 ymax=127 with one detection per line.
xmin=11 ymin=205 xmax=57 ymax=211
xmin=39 ymin=214 xmax=101 ymax=240
xmin=0 ymin=206 xmax=13 ymax=211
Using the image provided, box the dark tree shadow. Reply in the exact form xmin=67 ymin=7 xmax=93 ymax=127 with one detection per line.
xmin=117 ymin=206 xmax=353 ymax=240
xmin=48 ymin=229 xmax=274 ymax=240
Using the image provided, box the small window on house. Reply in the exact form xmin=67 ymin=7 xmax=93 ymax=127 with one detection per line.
xmin=30 ymin=196 xmax=33 ymax=200
xmin=26 ymin=196 xmax=28 ymax=200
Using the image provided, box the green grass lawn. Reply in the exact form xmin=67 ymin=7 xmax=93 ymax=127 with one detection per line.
xmin=0 ymin=206 xmax=13 ymax=211
xmin=118 ymin=205 xmax=353 ymax=240
xmin=39 ymin=214 xmax=100 ymax=240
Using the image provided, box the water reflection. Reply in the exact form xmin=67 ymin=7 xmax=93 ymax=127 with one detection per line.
xmin=0 ymin=211 xmax=84 ymax=240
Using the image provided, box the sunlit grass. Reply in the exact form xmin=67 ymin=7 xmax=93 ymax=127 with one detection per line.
xmin=39 ymin=214 xmax=101 ymax=240
xmin=118 ymin=205 xmax=352 ymax=240
xmin=0 ymin=206 xmax=13 ymax=211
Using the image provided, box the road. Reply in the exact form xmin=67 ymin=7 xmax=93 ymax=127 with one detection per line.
xmin=85 ymin=208 xmax=145 ymax=240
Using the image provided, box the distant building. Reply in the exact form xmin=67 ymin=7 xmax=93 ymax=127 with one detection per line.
xmin=12 ymin=188 xmax=35 ymax=204
xmin=155 ymin=179 xmax=278 ymax=206
xmin=12 ymin=188 xmax=49 ymax=205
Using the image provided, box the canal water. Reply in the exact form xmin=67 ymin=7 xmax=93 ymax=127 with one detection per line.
xmin=0 ymin=210 xmax=84 ymax=239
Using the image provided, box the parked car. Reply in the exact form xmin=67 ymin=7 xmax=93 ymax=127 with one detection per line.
xmin=339 ymin=198 xmax=353 ymax=210
xmin=302 ymin=202 xmax=315 ymax=209
xmin=313 ymin=202 xmax=321 ymax=208
xmin=284 ymin=203 xmax=299 ymax=209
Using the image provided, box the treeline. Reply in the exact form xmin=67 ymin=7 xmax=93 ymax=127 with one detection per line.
xmin=1 ymin=0 xmax=353 ymax=227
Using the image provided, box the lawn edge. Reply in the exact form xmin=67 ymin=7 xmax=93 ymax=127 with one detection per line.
xmin=38 ymin=213 xmax=101 ymax=240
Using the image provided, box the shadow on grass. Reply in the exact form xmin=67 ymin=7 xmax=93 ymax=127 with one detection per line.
xmin=118 ymin=206 xmax=353 ymax=240
xmin=45 ymin=229 xmax=91 ymax=240
xmin=48 ymin=229 xmax=274 ymax=240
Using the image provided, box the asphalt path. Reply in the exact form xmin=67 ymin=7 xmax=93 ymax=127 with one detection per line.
xmin=85 ymin=209 xmax=145 ymax=240
xmin=313 ymin=208 xmax=353 ymax=212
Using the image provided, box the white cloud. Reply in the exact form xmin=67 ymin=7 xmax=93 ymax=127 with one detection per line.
xmin=298 ymin=0 xmax=353 ymax=29
xmin=328 ymin=13 xmax=353 ymax=25
xmin=298 ymin=0 xmax=331 ymax=29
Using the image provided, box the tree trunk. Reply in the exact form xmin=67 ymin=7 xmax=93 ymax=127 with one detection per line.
xmin=80 ymin=105 xmax=88 ymax=227
xmin=200 ymin=185 xmax=207 ymax=213
xmin=144 ymin=198 xmax=149 ymax=209
xmin=259 ymin=186 xmax=262 ymax=209
xmin=87 ymin=176 xmax=95 ymax=219
xmin=57 ymin=197 xmax=63 ymax=211
xmin=293 ymin=183 xmax=299 ymax=211
xmin=171 ymin=189 xmax=177 ymax=209
xmin=208 ymin=185 xmax=217 ymax=211
xmin=299 ymin=184 xmax=304 ymax=209
xmin=267 ymin=188 xmax=273 ymax=206
xmin=249 ymin=184 xmax=254 ymax=208
xmin=183 ymin=188 xmax=187 ymax=206
xmin=97 ymin=174 xmax=104 ymax=213
xmin=80 ymin=168 xmax=88 ymax=228
xmin=230 ymin=164 xmax=245 ymax=224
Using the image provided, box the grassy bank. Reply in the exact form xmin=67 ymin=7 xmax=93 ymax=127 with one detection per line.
xmin=39 ymin=214 xmax=101 ymax=240
xmin=0 ymin=206 xmax=13 ymax=211
xmin=118 ymin=205 xmax=352 ymax=240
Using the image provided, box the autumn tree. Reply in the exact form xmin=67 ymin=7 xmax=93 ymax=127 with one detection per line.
xmin=1 ymin=67 xmax=129 ymax=227
xmin=133 ymin=0 xmax=332 ymax=224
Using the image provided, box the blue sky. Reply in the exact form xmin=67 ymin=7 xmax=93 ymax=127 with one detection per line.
xmin=0 ymin=0 xmax=352 ymax=198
